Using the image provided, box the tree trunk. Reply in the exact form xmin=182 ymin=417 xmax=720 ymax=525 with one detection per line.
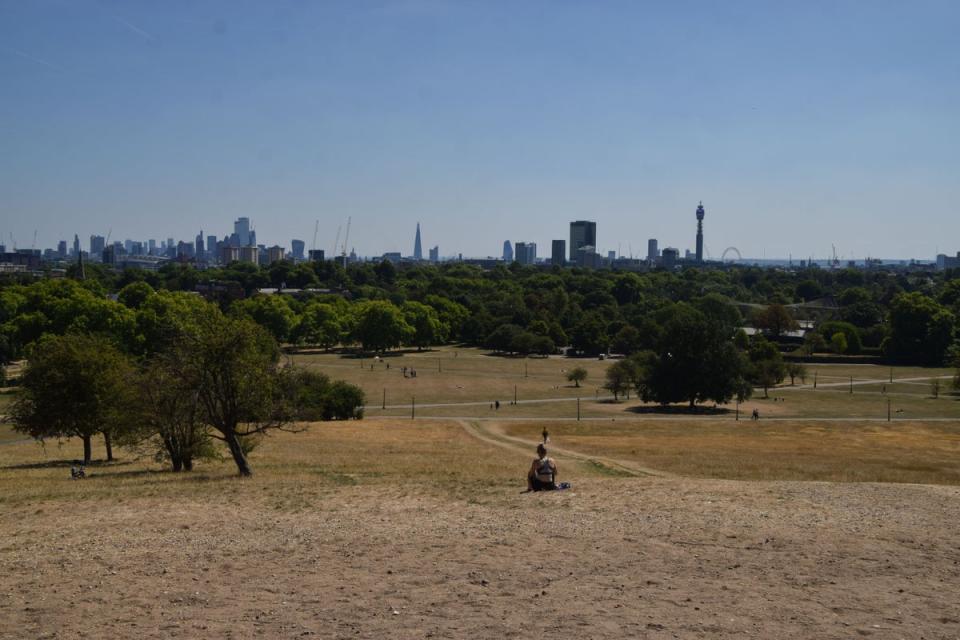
xmin=183 ymin=457 xmax=193 ymax=471
xmin=225 ymin=431 xmax=253 ymax=477
xmin=82 ymin=435 xmax=92 ymax=465
xmin=104 ymin=432 xmax=114 ymax=462
xmin=689 ymin=399 xmax=696 ymax=408
xmin=171 ymin=457 xmax=183 ymax=472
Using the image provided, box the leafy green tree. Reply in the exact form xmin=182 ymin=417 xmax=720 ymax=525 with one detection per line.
xmin=604 ymin=359 xmax=639 ymax=401
xmin=570 ymin=312 xmax=609 ymax=355
xmin=163 ymin=314 xmax=292 ymax=476
xmin=231 ymin=294 xmax=298 ymax=343
xmin=567 ymin=366 xmax=588 ymax=388
xmin=885 ymin=292 xmax=956 ymax=365
xmin=10 ymin=334 xmax=135 ymax=464
xmin=402 ymin=301 xmax=448 ymax=350
xmin=126 ymin=358 xmax=215 ymax=472
xmin=117 ymin=281 xmax=155 ymax=310
xmin=694 ymin=293 xmax=743 ymax=331
xmin=486 ymin=324 xmax=522 ymax=353
xmin=748 ymin=337 xmax=786 ymax=398
xmin=795 ymin=279 xmax=823 ymax=302
xmin=294 ymin=302 xmax=344 ymax=350
xmin=509 ymin=331 xmax=536 ymax=356
xmin=424 ymin=295 xmax=470 ymax=341
xmin=611 ymin=325 xmax=643 ymax=355
xmin=639 ymin=304 xmax=750 ymax=407
xmin=830 ymin=332 xmax=848 ymax=354
xmin=351 ymin=300 xmax=413 ymax=353
xmin=802 ymin=331 xmax=828 ymax=356
xmin=133 ymin=290 xmax=216 ymax=357
xmin=785 ymin=362 xmax=807 ymax=386
xmin=752 ymin=303 xmax=799 ymax=337
xmin=279 ymin=368 xmax=365 ymax=421
xmin=531 ymin=335 xmax=555 ymax=356
xmin=818 ymin=321 xmax=863 ymax=355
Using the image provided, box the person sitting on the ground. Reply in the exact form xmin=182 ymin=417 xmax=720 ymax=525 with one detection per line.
xmin=70 ymin=463 xmax=85 ymax=480
xmin=527 ymin=444 xmax=557 ymax=492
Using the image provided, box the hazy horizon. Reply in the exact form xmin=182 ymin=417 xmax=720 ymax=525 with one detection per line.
xmin=3 ymin=1 xmax=959 ymax=260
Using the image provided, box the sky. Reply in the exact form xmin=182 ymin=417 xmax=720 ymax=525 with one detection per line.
xmin=2 ymin=0 xmax=959 ymax=261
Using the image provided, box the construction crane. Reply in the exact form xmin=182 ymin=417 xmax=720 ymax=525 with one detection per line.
xmin=105 ymin=228 xmax=112 ymax=245
xmin=311 ymin=220 xmax=319 ymax=253
xmin=32 ymin=229 xmax=37 ymax=251
xmin=332 ymin=225 xmax=341 ymax=258
xmin=341 ymin=216 xmax=351 ymax=267
xmin=9 ymin=232 xmax=16 ymax=251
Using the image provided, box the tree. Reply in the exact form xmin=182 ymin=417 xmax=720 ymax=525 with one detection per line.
xmin=603 ymin=359 xmax=638 ymax=401
xmin=785 ymin=362 xmax=807 ymax=386
xmin=117 ymin=281 xmax=155 ymax=309
xmin=485 ymin=324 xmax=522 ymax=353
xmin=126 ymin=357 xmax=215 ymax=472
xmin=231 ymin=294 xmax=298 ymax=343
xmin=818 ymin=321 xmax=863 ymax=355
xmin=748 ymin=337 xmax=786 ymax=398
xmin=10 ymin=334 xmax=135 ymax=464
xmin=802 ymin=331 xmax=828 ymax=356
xmin=795 ymin=279 xmax=823 ymax=302
xmin=830 ymin=332 xmax=848 ymax=354
xmin=752 ymin=304 xmax=799 ymax=337
xmin=279 ymin=368 xmax=365 ymax=421
xmin=402 ymin=301 xmax=448 ymax=350
xmin=294 ymin=302 xmax=344 ymax=350
xmin=638 ymin=304 xmax=750 ymax=407
xmin=351 ymin=300 xmax=413 ymax=353
xmin=570 ymin=313 xmax=609 ymax=355
xmin=164 ymin=314 xmax=295 ymax=476
xmin=567 ymin=366 xmax=588 ymax=388
xmin=885 ymin=292 xmax=956 ymax=365
xmin=610 ymin=325 xmax=643 ymax=355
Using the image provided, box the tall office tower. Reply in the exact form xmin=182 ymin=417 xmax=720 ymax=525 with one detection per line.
xmin=551 ymin=240 xmax=566 ymax=266
xmin=503 ymin=240 xmax=513 ymax=262
xmin=291 ymin=239 xmax=305 ymax=260
xmin=57 ymin=240 xmax=67 ymax=258
xmin=196 ymin=231 xmax=205 ymax=256
xmin=515 ymin=242 xmax=537 ymax=265
xmin=90 ymin=235 xmax=106 ymax=257
xmin=147 ymin=238 xmax=156 ymax=255
xmin=413 ymin=223 xmax=423 ymax=260
xmin=167 ymin=237 xmax=175 ymax=250
xmin=647 ymin=238 xmax=658 ymax=261
xmin=608 ymin=251 xmax=616 ymax=262
xmin=234 ymin=217 xmax=251 ymax=246
xmin=569 ymin=221 xmax=597 ymax=262
xmin=249 ymin=229 xmax=257 ymax=247
xmin=73 ymin=234 xmax=81 ymax=256
xmin=206 ymin=235 xmax=217 ymax=258
xmin=429 ymin=245 xmax=439 ymax=262
xmin=695 ymin=201 xmax=705 ymax=263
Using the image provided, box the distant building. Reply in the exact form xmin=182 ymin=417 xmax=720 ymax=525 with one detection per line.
xmin=661 ymin=247 xmax=679 ymax=269
xmin=291 ymin=239 xmax=305 ymax=261
xmin=569 ymin=221 xmax=597 ymax=262
xmin=221 ymin=246 xmax=241 ymax=264
xmin=429 ymin=245 xmax=439 ymax=263
xmin=234 ymin=217 xmax=251 ymax=246
xmin=238 ymin=246 xmax=258 ymax=264
xmin=413 ymin=223 xmax=423 ymax=261
xmin=308 ymin=249 xmax=325 ymax=262
xmin=551 ymin=240 xmax=566 ymax=266
xmin=575 ymin=245 xmax=602 ymax=268
xmin=382 ymin=252 xmax=402 ymax=263
xmin=695 ymin=201 xmax=705 ymax=263
xmin=196 ymin=231 xmax=205 ymax=256
xmin=266 ymin=245 xmax=285 ymax=263
xmin=607 ymin=250 xmax=616 ymax=262
xmin=503 ymin=240 xmax=514 ymax=262
xmin=206 ymin=235 xmax=217 ymax=259
xmin=90 ymin=235 xmax=106 ymax=258
xmin=73 ymin=235 xmax=81 ymax=257
xmin=647 ymin=239 xmax=658 ymax=261
xmin=57 ymin=240 xmax=67 ymax=259
xmin=936 ymin=253 xmax=960 ymax=270
xmin=515 ymin=242 xmax=537 ymax=265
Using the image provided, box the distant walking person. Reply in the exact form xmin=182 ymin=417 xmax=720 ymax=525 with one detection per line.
xmin=542 ymin=428 xmax=549 ymax=444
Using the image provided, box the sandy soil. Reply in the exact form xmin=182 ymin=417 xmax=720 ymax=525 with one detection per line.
xmin=2 ymin=477 xmax=959 ymax=640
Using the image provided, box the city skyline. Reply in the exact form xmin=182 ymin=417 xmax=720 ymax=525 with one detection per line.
xmin=3 ymin=2 xmax=959 ymax=259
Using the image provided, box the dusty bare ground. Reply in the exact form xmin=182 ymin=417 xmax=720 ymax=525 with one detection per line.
xmin=3 ymin=477 xmax=960 ymax=640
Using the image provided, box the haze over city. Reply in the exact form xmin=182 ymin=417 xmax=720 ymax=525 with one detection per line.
xmin=2 ymin=1 xmax=959 ymax=260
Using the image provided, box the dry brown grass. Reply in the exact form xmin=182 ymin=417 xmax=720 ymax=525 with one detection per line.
xmin=502 ymin=419 xmax=960 ymax=485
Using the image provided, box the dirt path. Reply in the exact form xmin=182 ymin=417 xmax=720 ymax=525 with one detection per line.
xmin=457 ymin=419 xmax=672 ymax=478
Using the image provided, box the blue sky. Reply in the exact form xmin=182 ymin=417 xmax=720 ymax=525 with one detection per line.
xmin=2 ymin=0 xmax=958 ymax=260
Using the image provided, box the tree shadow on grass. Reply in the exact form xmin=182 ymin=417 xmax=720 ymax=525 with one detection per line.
xmin=2 ymin=458 xmax=135 ymax=471
xmin=625 ymin=405 xmax=733 ymax=416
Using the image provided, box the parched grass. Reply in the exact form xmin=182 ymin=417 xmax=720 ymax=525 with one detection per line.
xmin=503 ymin=419 xmax=960 ymax=485
xmin=0 ymin=419 xmax=587 ymax=509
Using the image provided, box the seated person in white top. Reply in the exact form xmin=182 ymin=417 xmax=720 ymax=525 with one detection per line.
xmin=527 ymin=443 xmax=557 ymax=492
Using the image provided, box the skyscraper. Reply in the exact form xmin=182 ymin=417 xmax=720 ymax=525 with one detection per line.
xmin=695 ymin=201 xmax=705 ymax=263
xmin=503 ymin=240 xmax=513 ymax=262
xmin=73 ymin=234 xmax=80 ymax=257
xmin=429 ymin=245 xmax=439 ymax=262
xmin=196 ymin=231 xmax=205 ymax=256
xmin=515 ymin=242 xmax=536 ymax=265
xmin=91 ymin=235 xmax=106 ymax=257
xmin=647 ymin=239 xmax=658 ymax=261
xmin=57 ymin=240 xmax=67 ymax=258
xmin=551 ymin=240 xmax=566 ymax=266
xmin=569 ymin=221 xmax=597 ymax=262
xmin=291 ymin=239 xmax=305 ymax=260
xmin=413 ymin=223 xmax=423 ymax=261
xmin=234 ymin=217 xmax=251 ymax=246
